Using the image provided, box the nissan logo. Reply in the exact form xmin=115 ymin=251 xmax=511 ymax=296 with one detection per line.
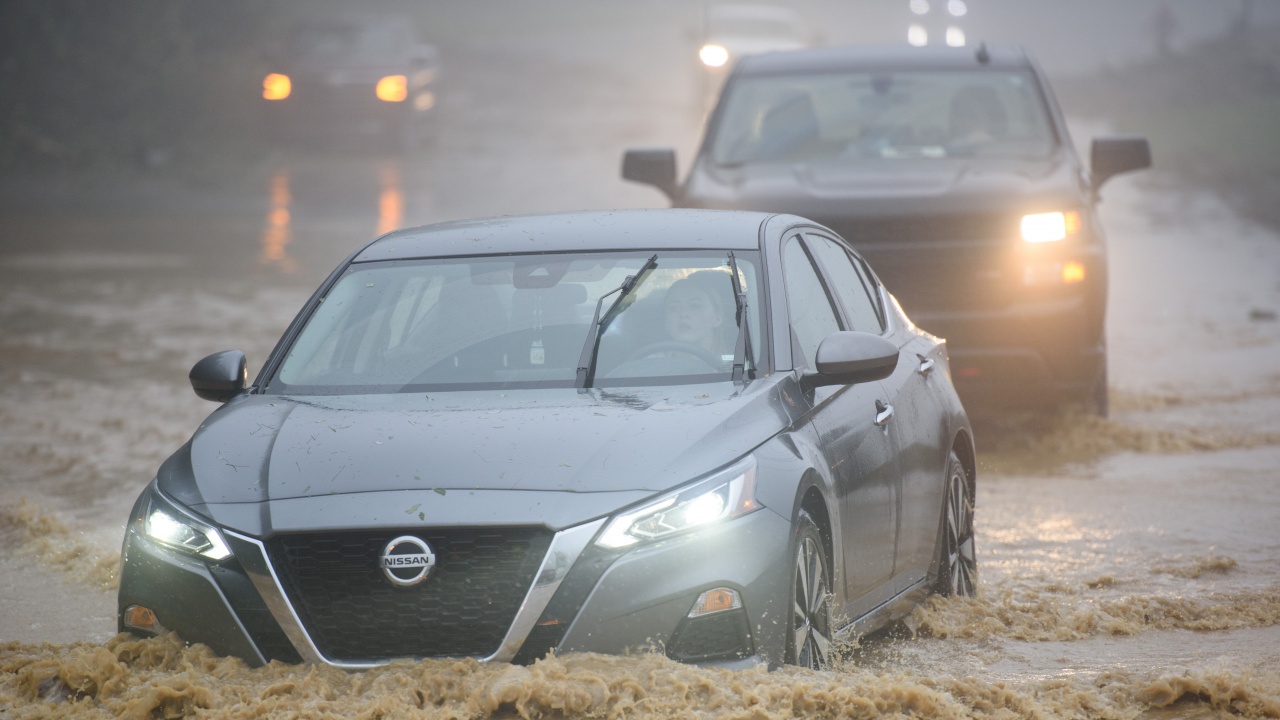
xmin=379 ymin=535 xmax=436 ymax=587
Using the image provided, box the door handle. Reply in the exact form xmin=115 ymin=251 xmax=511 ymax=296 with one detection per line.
xmin=916 ymin=353 xmax=935 ymax=376
xmin=874 ymin=400 xmax=894 ymax=427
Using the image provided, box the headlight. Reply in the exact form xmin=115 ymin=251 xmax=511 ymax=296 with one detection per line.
xmin=143 ymin=492 xmax=232 ymax=561
xmin=699 ymin=44 xmax=730 ymax=68
xmin=376 ymin=75 xmax=408 ymax=102
xmin=1020 ymin=210 xmax=1080 ymax=243
xmin=262 ymin=73 xmax=291 ymax=100
xmin=596 ymin=457 xmax=759 ymax=549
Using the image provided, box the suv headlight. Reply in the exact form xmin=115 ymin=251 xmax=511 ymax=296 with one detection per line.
xmin=596 ymin=456 xmax=759 ymax=549
xmin=142 ymin=489 xmax=232 ymax=561
xmin=1020 ymin=210 xmax=1081 ymax=243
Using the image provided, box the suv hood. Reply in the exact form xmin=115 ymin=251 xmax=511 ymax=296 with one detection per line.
xmin=157 ymin=379 xmax=802 ymax=532
xmin=686 ymin=152 xmax=1083 ymax=217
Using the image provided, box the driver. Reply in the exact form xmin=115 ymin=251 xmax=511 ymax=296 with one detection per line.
xmin=664 ymin=272 xmax=728 ymax=357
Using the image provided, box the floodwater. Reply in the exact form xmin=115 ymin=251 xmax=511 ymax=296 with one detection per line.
xmin=4 ymin=10 xmax=1280 ymax=719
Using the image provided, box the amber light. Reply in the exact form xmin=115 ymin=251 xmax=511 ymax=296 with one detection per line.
xmin=376 ymin=75 xmax=408 ymax=102
xmin=689 ymin=587 xmax=742 ymax=617
xmin=1062 ymin=261 xmax=1086 ymax=284
xmin=262 ymin=73 xmax=291 ymax=100
xmin=123 ymin=605 xmax=162 ymax=633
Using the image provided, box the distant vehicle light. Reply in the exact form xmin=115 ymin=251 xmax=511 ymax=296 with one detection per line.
xmin=946 ymin=26 xmax=966 ymax=47
xmin=908 ymin=25 xmax=928 ymax=47
xmin=262 ymin=73 xmax=291 ymax=100
xmin=1021 ymin=211 xmax=1080 ymax=243
xmin=413 ymin=91 xmax=436 ymax=112
xmin=376 ymin=75 xmax=409 ymax=102
xmin=700 ymin=44 xmax=730 ymax=68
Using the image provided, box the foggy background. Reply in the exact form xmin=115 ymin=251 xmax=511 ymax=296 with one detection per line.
xmin=3 ymin=0 xmax=1278 ymax=247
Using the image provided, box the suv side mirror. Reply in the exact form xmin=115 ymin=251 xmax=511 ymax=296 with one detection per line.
xmin=803 ymin=331 xmax=899 ymax=389
xmin=190 ymin=350 xmax=248 ymax=402
xmin=1091 ymin=136 xmax=1151 ymax=191
xmin=622 ymin=148 xmax=678 ymax=200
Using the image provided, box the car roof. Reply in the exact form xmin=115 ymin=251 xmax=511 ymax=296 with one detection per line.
xmin=735 ymin=43 xmax=1034 ymax=75
xmin=353 ymin=209 xmax=779 ymax=262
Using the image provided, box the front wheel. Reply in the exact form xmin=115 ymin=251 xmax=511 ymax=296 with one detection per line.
xmin=786 ymin=510 xmax=832 ymax=669
xmin=935 ymin=451 xmax=977 ymax=597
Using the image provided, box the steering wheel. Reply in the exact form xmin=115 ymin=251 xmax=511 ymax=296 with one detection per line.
xmin=625 ymin=340 xmax=724 ymax=371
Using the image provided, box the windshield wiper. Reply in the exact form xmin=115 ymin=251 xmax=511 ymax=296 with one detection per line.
xmin=728 ymin=252 xmax=755 ymax=386
xmin=575 ymin=254 xmax=659 ymax=391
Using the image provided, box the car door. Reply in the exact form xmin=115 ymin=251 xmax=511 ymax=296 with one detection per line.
xmin=878 ymin=288 xmax=950 ymax=592
xmin=781 ymin=234 xmax=899 ymax=612
xmin=807 ymin=234 xmax=949 ymax=595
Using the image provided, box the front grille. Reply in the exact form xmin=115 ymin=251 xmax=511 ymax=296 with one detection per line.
xmin=268 ymin=527 xmax=553 ymax=662
xmin=826 ymin=213 xmax=1020 ymax=317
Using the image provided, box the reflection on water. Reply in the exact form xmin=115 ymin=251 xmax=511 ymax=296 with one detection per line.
xmin=375 ymin=161 xmax=404 ymax=237
xmin=258 ymin=169 xmax=297 ymax=274
xmin=257 ymin=161 xmax=406 ymax=274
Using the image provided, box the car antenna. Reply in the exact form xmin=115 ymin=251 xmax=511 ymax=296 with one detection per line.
xmin=975 ymin=42 xmax=990 ymax=65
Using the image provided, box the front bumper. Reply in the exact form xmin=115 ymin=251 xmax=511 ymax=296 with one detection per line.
xmin=118 ymin=495 xmax=792 ymax=669
xmin=917 ymin=291 xmax=1104 ymax=403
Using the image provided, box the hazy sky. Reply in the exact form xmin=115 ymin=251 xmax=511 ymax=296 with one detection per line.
xmin=808 ymin=0 xmax=1277 ymax=75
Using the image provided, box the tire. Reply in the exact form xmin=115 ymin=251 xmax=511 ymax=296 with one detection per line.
xmin=1090 ymin=355 xmax=1109 ymax=418
xmin=934 ymin=451 xmax=977 ymax=597
xmin=786 ymin=510 xmax=832 ymax=669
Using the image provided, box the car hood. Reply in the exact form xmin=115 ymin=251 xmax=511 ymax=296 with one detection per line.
xmin=157 ymin=378 xmax=805 ymax=533
xmin=685 ymin=152 xmax=1083 ymax=217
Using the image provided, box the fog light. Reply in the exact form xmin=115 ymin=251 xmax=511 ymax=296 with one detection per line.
xmin=123 ymin=605 xmax=164 ymax=634
xmin=1062 ymin=261 xmax=1086 ymax=283
xmin=689 ymin=587 xmax=742 ymax=617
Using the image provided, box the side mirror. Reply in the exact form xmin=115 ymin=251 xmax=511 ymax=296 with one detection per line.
xmin=190 ymin=351 xmax=248 ymax=403
xmin=804 ymin=331 xmax=899 ymax=389
xmin=622 ymin=148 xmax=678 ymax=200
xmin=1091 ymin=136 xmax=1151 ymax=191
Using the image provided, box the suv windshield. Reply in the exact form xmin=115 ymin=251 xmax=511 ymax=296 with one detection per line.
xmin=710 ymin=69 xmax=1056 ymax=165
xmin=270 ymin=251 xmax=762 ymax=394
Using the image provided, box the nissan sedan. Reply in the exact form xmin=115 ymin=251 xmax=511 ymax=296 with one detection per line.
xmin=118 ymin=209 xmax=975 ymax=670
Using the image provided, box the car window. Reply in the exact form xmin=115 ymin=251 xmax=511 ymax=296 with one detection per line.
xmin=804 ymin=234 xmax=884 ymax=334
xmin=272 ymin=251 xmax=763 ymax=393
xmin=782 ymin=236 xmax=841 ymax=369
xmin=711 ymin=69 xmax=1055 ymax=165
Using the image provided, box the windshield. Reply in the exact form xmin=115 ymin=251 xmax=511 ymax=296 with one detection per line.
xmin=270 ymin=252 xmax=763 ymax=394
xmin=287 ymin=19 xmax=410 ymax=66
xmin=710 ymin=69 xmax=1056 ymax=165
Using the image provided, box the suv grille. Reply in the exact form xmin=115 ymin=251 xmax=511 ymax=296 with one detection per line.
xmin=828 ymin=213 xmax=1020 ymax=316
xmin=268 ymin=527 xmax=553 ymax=662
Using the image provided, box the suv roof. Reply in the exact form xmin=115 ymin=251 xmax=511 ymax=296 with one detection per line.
xmin=735 ymin=43 xmax=1035 ymax=75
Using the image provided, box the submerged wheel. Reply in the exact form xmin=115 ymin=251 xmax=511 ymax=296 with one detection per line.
xmin=1090 ymin=356 xmax=1110 ymax=418
xmin=936 ymin=451 xmax=977 ymax=597
xmin=787 ymin=510 xmax=832 ymax=669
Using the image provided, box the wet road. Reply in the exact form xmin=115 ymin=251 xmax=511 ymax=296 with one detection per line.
xmin=4 ymin=13 xmax=1280 ymax=719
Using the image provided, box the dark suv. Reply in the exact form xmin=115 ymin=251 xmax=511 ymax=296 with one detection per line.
xmin=623 ymin=44 xmax=1150 ymax=414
